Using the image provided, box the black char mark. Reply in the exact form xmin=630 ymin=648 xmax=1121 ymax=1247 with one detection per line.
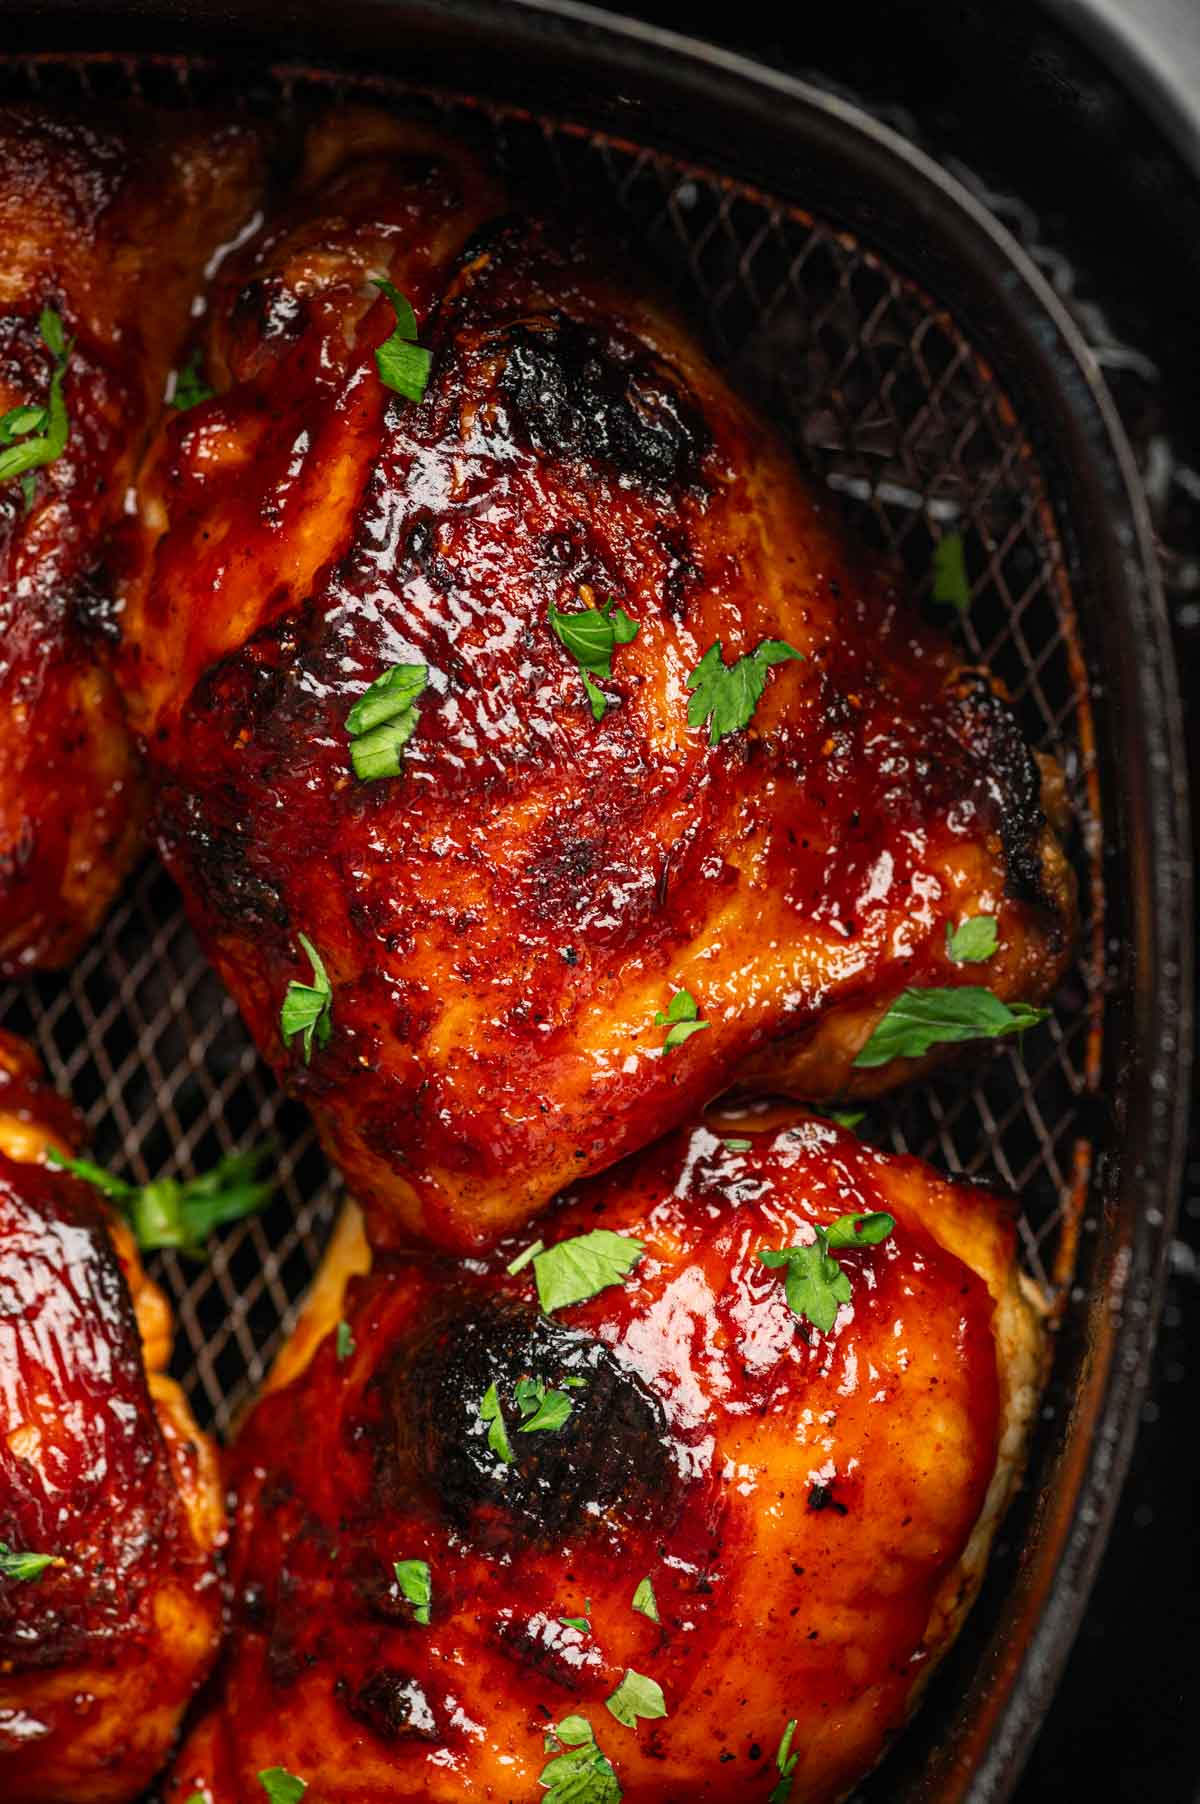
xmin=944 ymin=671 xmax=1051 ymax=909
xmin=382 ymin=1295 xmax=680 ymax=1550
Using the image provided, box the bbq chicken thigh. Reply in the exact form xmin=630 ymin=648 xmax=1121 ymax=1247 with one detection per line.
xmin=119 ymin=108 xmax=1075 ymax=1251
xmin=0 ymin=1032 xmax=224 ymax=1804
xmin=169 ymin=1111 xmax=1041 ymax=1804
xmin=0 ymin=105 xmax=266 ymax=971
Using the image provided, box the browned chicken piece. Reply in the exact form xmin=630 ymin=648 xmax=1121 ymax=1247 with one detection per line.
xmin=0 ymin=105 xmax=267 ymax=971
xmin=118 ymin=109 xmax=1075 ymax=1253
xmin=0 ymin=1032 xmax=224 ymax=1803
xmin=167 ymin=1109 xmax=1042 ymax=1804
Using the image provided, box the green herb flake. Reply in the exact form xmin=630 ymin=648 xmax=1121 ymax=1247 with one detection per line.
xmin=548 ymin=596 xmax=640 ymax=721
xmin=506 ymin=1237 xmax=544 ymax=1277
xmin=345 ymin=663 xmax=428 ymax=781
xmin=515 ymin=1376 xmax=580 ymax=1435
xmin=184 ymin=1794 xmax=206 ymax=1804
xmin=0 ymin=307 xmax=73 ymax=495
xmin=768 ymin=1717 xmax=800 ymax=1803
xmin=757 ymin=1211 xmax=896 ymax=1335
xmin=393 ymin=1558 xmax=432 ymax=1626
xmin=372 ymin=276 xmax=432 ymax=403
xmin=335 ymin=1320 xmax=355 ymax=1362
xmin=533 ymin=1230 xmax=646 ymax=1314
xmin=945 ymin=915 xmax=999 ymax=964
xmin=257 ymin=1770 xmax=307 ymax=1804
xmin=931 ymin=531 xmax=970 ymax=611
xmin=605 ymin=1668 xmax=668 ymax=1730
xmin=171 ymin=348 xmax=215 ymax=411
xmin=480 ymin=1380 xmax=513 ymax=1465
xmin=853 ymin=986 xmax=1049 ymax=1069
xmin=686 ymin=637 xmax=803 ymax=746
xmin=654 ymin=988 xmax=709 ymax=1054
xmin=631 ymin=1576 xmax=659 ymax=1623
xmin=539 ymin=1717 xmax=622 ymax=1804
xmin=0 ymin=1541 xmax=61 ymax=1583
xmin=722 ymin=1137 xmax=753 ymax=1153
xmin=279 ymin=932 xmax=333 ymax=1063
xmin=559 ymin=1609 xmax=590 ymax=1633
xmin=46 ymin=1145 xmax=273 ymax=1260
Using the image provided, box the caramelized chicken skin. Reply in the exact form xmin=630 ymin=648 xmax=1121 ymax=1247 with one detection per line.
xmin=169 ymin=1112 xmax=1040 ymax=1804
xmin=119 ymin=109 xmax=1075 ymax=1250
xmin=0 ymin=1033 xmax=224 ymax=1804
xmin=0 ymin=106 xmax=267 ymax=971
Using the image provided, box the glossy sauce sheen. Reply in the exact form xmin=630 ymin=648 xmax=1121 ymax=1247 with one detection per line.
xmin=0 ymin=105 xmax=266 ymax=971
xmin=0 ymin=1040 xmax=223 ymax=1804
xmin=171 ymin=1115 xmax=1021 ymax=1804
xmin=120 ymin=111 xmax=1075 ymax=1249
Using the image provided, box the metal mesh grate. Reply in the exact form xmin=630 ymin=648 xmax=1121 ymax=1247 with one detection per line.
xmin=0 ymin=55 xmax=1103 ymax=1435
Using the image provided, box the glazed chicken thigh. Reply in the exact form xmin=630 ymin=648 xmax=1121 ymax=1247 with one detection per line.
xmin=0 ymin=105 xmax=266 ymax=970
xmin=0 ymin=1033 xmax=224 ymax=1804
xmin=119 ymin=109 xmax=1075 ymax=1251
xmin=169 ymin=1111 xmax=1041 ymax=1804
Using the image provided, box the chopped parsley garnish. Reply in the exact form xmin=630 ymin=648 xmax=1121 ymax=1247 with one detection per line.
xmin=532 ymin=1230 xmax=646 ymax=1313
xmin=945 ymin=915 xmax=998 ymax=964
xmin=605 ymin=1668 xmax=667 ymax=1729
xmin=722 ymin=1137 xmax=753 ymax=1152
xmin=257 ymin=1770 xmax=306 ymax=1804
xmin=480 ymin=1380 xmax=513 ymax=1464
xmin=560 ymin=1602 xmax=591 ymax=1633
xmin=548 ymin=595 xmax=639 ymax=721
xmin=46 ymin=1145 xmax=272 ymax=1259
xmin=372 ymin=276 xmax=432 ymax=403
xmin=393 ymin=1558 xmax=432 ymax=1625
xmin=344 ymin=663 xmax=428 ymax=780
xmin=0 ymin=1541 xmax=61 ymax=1583
xmin=768 ymin=1718 xmax=800 ymax=1803
xmin=686 ymin=638 xmax=802 ymax=745
xmin=0 ymin=307 xmax=72 ymax=500
xmin=506 ymin=1238 xmax=544 ymax=1276
xmin=539 ymin=1717 xmax=621 ymax=1804
xmin=852 ymin=987 xmax=1049 ymax=1068
xmin=279 ymin=932 xmax=333 ymax=1062
xmin=654 ymin=988 xmax=708 ymax=1054
xmin=171 ymin=348 xmax=215 ymax=411
xmin=932 ymin=531 xmax=970 ymax=611
xmin=515 ymin=1375 xmax=583 ymax=1434
xmin=810 ymin=1106 xmax=866 ymax=1131
xmin=757 ymin=1212 xmax=896 ymax=1334
xmin=335 ymin=1320 xmax=355 ymax=1362
xmin=631 ymin=1576 xmax=659 ymax=1623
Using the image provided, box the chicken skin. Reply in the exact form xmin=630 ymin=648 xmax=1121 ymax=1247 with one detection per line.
xmin=0 ymin=1032 xmax=224 ymax=1804
xmin=118 ymin=110 xmax=1075 ymax=1251
xmin=0 ymin=106 xmax=266 ymax=971
xmin=168 ymin=1110 xmax=1041 ymax=1804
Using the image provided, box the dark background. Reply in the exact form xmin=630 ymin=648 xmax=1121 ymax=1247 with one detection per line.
xmin=602 ymin=1 xmax=1200 ymax=1796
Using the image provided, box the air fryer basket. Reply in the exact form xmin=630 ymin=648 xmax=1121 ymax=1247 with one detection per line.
xmin=0 ymin=6 xmax=1192 ymax=1801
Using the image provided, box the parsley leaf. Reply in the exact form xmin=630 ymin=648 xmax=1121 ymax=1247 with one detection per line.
xmin=686 ymin=638 xmax=802 ymax=745
xmin=280 ymin=932 xmax=333 ymax=1062
xmin=506 ymin=1237 xmax=544 ymax=1276
xmin=0 ymin=307 xmax=72 ymax=494
xmin=560 ymin=1603 xmax=591 ymax=1633
xmin=47 ymin=1145 xmax=273 ymax=1259
xmin=0 ymin=1541 xmax=61 ymax=1582
xmin=945 ymin=915 xmax=998 ymax=964
xmin=515 ymin=1376 xmax=582 ymax=1434
xmin=768 ymin=1718 xmax=800 ymax=1803
xmin=853 ymin=986 xmax=1049 ymax=1068
xmin=393 ymin=1558 xmax=432 ymax=1625
xmin=932 ymin=531 xmax=970 ymax=611
xmin=258 ymin=1770 xmax=306 ymax=1804
xmin=345 ymin=663 xmax=428 ymax=780
xmin=480 ymin=1380 xmax=513 ymax=1464
xmin=810 ymin=1106 xmax=866 ymax=1131
xmin=631 ymin=1576 xmax=659 ymax=1623
xmin=605 ymin=1669 xmax=667 ymax=1729
xmin=654 ymin=988 xmax=709 ymax=1054
xmin=757 ymin=1211 xmax=895 ymax=1334
xmin=335 ymin=1320 xmax=355 ymax=1362
xmin=534 ymin=1230 xmax=646 ymax=1313
xmin=539 ymin=1718 xmax=621 ymax=1804
xmin=372 ymin=276 xmax=432 ymax=403
xmin=548 ymin=596 xmax=640 ymax=721
xmin=171 ymin=348 xmax=215 ymax=411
